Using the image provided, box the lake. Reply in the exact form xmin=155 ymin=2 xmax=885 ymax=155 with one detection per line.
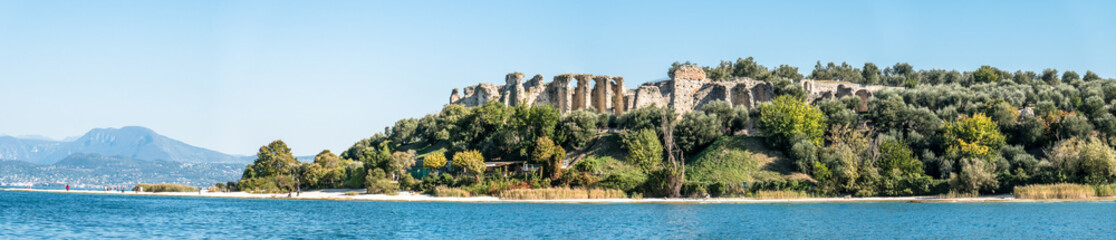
xmin=1 ymin=190 xmax=1114 ymax=239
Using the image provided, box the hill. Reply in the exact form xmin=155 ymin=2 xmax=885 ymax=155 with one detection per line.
xmin=0 ymin=126 xmax=252 ymax=165
xmin=685 ymin=135 xmax=809 ymax=184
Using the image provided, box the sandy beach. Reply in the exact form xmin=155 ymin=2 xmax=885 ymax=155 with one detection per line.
xmin=4 ymin=187 xmax=1091 ymax=203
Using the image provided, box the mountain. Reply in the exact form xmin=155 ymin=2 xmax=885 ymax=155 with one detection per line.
xmin=0 ymin=126 xmax=253 ymax=165
xmin=0 ymin=153 xmax=243 ymax=187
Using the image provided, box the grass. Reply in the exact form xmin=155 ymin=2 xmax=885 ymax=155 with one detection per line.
xmin=1013 ymin=183 xmax=1096 ymax=200
xmin=750 ymin=190 xmax=810 ymax=199
xmin=686 ymin=136 xmax=792 ymax=184
xmin=133 ymin=183 xmax=198 ymax=193
xmin=497 ymin=187 xmax=627 ymax=200
xmin=344 ymin=191 xmax=360 ymax=196
xmin=433 ymin=186 xmax=471 ymax=198
xmin=566 ymin=133 xmax=627 ymax=167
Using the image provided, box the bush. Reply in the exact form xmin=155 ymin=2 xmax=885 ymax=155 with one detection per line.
xmin=133 ymin=183 xmax=198 ymax=193
xmin=237 ymin=177 xmax=282 ymax=193
xmin=365 ymin=169 xmax=398 ymax=195
xmin=398 ymin=174 xmax=418 ymax=191
xmin=682 ymin=182 xmax=710 ymax=198
xmin=708 ymin=182 xmax=748 ymax=198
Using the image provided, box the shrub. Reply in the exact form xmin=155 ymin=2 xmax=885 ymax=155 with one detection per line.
xmin=133 ymin=183 xmax=198 ymax=193
xmin=237 ymin=177 xmax=282 ymax=193
xmin=708 ymin=182 xmax=748 ymax=198
xmin=365 ymin=169 xmax=398 ymax=195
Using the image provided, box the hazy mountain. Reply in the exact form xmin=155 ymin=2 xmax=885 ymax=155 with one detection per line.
xmin=0 ymin=126 xmax=253 ymax=165
xmin=0 ymin=153 xmax=243 ymax=187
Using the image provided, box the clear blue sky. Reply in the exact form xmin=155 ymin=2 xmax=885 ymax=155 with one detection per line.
xmin=1 ymin=1 xmax=1114 ymax=156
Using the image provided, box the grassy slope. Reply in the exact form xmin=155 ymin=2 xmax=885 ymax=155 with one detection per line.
xmin=685 ymin=135 xmax=810 ymax=183
xmin=565 ymin=133 xmax=627 ymax=168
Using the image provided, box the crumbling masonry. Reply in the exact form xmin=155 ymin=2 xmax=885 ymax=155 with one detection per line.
xmin=450 ymin=66 xmax=887 ymax=115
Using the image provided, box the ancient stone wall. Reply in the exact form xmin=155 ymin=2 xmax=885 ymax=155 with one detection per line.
xmin=572 ymin=74 xmax=591 ymax=111
xmin=448 ymin=68 xmax=888 ymax=116
xmin=500 ymin=72 xmax=525 ymax=106
xmin=611 ymin=77 xmax=626 ymax=115
xmin=592 ymin=75 xmax=610 ymax=112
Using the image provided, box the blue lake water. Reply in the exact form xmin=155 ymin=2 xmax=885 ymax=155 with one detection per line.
xmin=1 ymin=190 xmax=1114 ymax=239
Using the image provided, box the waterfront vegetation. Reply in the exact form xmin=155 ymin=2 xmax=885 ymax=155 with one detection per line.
xmin=133 ymin=183 xmax=197 ymax=193
xmin=497 ymin=187 xmax=626 ymax=200
xmin=222 ymin=57 xmax=1116 ymax=200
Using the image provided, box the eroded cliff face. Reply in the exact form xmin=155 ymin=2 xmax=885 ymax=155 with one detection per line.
xmin=449 ymin=65 xmax=886 ymax=115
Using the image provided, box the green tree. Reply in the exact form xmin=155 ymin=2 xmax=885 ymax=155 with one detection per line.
xmin=973 ymin=65 xmax=1000 ymax=83
xmin=243 ymin=140 xmax=300 ymax=179
xmin=878 ymin=139 xmax=923 ymax=176
xmin=452 ymin=150 xmax=486 ymax=181
xmin=530 ymin=136 xmax=564 ymax=180
xmin=674 ymin=111 xmax=722 ymax=153
xmin=388 ymin=150 xmax=416 ymax=178
xmin=389 ymin=118 xmax=419 ymax=145
xmin=699 ymin=100 xmax=735 ymax=134
xmin=555 ymin=110 xmax=599 ymax=148
xmin=757 ymin=95 xmax=826 ymax=147
xmin=423 ymin=152 xmax=447 ymax=172
xmin=622 ymin=129 xmax=663 ymax=173
xmin=942 ymin=113 xmax=1005 ymax=161
xmin=360 ymin=144 xmax=392 ymax=173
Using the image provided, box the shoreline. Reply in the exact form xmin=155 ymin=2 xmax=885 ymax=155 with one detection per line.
xmin=8 ymin=188 xmax=1116 ymax=203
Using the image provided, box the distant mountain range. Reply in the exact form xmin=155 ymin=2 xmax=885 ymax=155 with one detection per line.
xmin=0 ymin=126 xmax=327 ymax=187
xmin=0 ymin=154 xmax=243 ymax=187
xmin=0 ymin=126 xmax=253 ymax=165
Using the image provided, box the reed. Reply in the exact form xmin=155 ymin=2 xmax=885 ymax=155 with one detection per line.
xmin=938 ymin=191 xmax=979 ymax=199
xmin=433 ymin=186 xmax=471 ymax=198
xmin=750 ymin=190 xmax=810 ymax=199
xmin=1095 ymin=184 xmax=1116 ymax=197
xmin=133 ymin=183 xmax=198 ymax=193
xmin=497 ymin=187 xmax=626 ymax=200
xmin=1013 ymin=183 xmax=1096 ymax=200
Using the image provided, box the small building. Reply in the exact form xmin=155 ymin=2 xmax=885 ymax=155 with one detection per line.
xmin=484 ymin=160 xmax=531 ymax=176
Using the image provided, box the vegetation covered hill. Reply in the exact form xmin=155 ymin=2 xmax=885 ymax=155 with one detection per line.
xmin=229 ymin=56 xmax=1116 ymax=199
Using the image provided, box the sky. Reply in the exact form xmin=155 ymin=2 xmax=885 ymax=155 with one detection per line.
xmin=1 ymin=1 xmax=1114 ymax=156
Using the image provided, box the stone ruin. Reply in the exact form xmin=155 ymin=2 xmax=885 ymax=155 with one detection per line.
xmin=449 ymin=66 xmax=887 ymax=115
